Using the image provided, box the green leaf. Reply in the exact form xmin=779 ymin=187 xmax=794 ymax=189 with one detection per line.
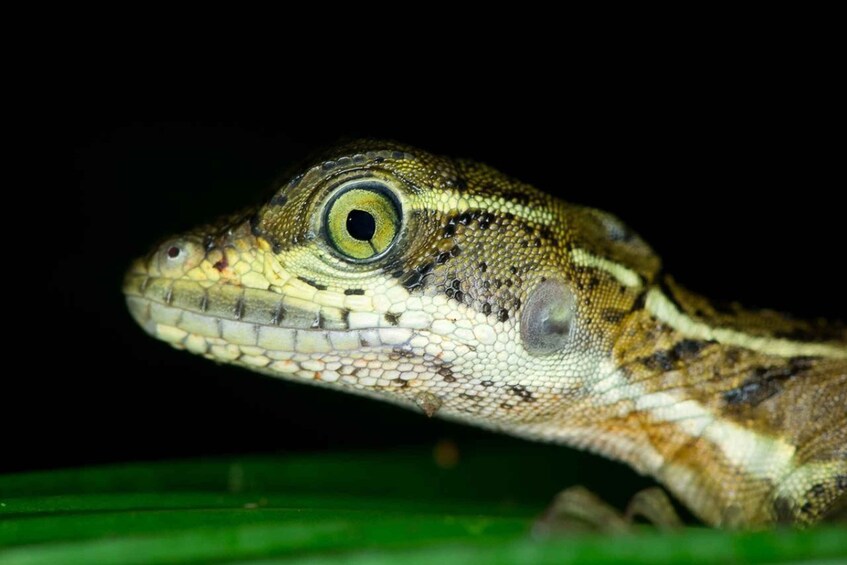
xmin=1 ymin=444 xmax=845 ymax=564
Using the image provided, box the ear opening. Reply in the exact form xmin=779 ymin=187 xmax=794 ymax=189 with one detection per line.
xmin=520 ymin=278 xmax=576 ymax=356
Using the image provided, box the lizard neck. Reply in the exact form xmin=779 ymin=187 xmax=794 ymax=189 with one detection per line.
xmin=577 ymin=277 xmax=847 ymax=527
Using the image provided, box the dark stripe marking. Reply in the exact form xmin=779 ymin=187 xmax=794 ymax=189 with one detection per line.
xmin=723 ymin=357 xmax=815 ymax=406
xmin=271 ymin=303 xmax=286 ymax=325
xmin=234 ymin=297 xmax=245 ymax=320
xmin=298 ymin=276 xmax=327 ymax=291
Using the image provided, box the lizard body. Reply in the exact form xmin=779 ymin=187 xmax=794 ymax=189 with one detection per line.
xmin=124 ymin=141 xmax=846 ymax=528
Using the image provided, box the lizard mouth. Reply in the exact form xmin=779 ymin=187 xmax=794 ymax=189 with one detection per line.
xmin=123 ymin=268 xmax=415 ymax=359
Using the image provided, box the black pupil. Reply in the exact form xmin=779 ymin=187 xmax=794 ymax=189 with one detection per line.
xmin=346 ymin=210 xmax=376 ymax=241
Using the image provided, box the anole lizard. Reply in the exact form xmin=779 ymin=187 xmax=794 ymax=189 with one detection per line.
xmin=124 ymin=141 xmax=846 ymax=528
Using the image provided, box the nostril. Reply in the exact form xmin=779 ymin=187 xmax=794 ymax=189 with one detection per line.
xmin=158 ymin=239 xmax=202 ymax=275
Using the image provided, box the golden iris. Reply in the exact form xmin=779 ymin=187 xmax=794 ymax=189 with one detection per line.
xmin=325 ymin=183 xmax=400 ymax=261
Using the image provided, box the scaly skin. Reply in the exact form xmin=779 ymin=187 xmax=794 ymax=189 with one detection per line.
xmin=124 ymin=140 xmax=847 ymax=528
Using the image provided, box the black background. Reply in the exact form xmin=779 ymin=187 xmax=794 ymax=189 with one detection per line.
xmin=11 ymin=59 xmax=845 ymax=515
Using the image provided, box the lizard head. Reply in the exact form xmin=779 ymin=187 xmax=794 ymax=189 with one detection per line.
xmin=124 ymin=140 xmax=659 ymax=429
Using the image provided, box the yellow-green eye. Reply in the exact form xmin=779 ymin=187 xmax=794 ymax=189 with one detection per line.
xmin=324 ymin=182 xmax=401 ymax=261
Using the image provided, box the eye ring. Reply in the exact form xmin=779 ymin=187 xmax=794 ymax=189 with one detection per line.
xmin=323 ymin=180 xmax=402 ymax=263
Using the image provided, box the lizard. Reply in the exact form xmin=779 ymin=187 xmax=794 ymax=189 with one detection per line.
xmin=123 ymin=140 xmax=847 ymax=529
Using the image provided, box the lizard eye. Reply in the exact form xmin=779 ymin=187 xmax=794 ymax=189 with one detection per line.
xmin=324 ymin=181 xmax=401 ymax=262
